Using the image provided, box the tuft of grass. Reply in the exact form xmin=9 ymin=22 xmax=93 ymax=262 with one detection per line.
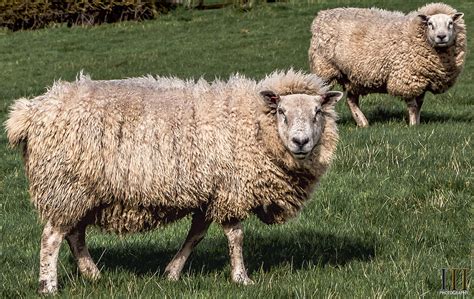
xmin=0 ymin=0 xmax=472 ymax=297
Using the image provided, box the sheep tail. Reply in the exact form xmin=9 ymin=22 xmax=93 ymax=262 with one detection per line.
xmin=5 ymin=98 xmax=34 ymax=147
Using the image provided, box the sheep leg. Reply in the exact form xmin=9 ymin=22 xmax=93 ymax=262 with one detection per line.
xmin=406 ymin=95 xmax=424 ymax=126
xmin=346 ymin=92 xmax=369 ymax=127
xmin=38 ymin=221 xmax=66 ymax=294
xmin=66 ymin=223 xmax=100 ymax=280
xmin=222 ymin=221 xmax=254 ymax=285
xmin=164 ymin=212 xmax=211 ymax=280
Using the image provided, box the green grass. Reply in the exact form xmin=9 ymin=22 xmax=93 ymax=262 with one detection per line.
xmin=1 ymin=1 xmax=472 ymax=297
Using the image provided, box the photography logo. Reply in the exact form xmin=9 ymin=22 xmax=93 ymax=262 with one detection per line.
xmin=440 ymin=268 xmax=470 ymax=295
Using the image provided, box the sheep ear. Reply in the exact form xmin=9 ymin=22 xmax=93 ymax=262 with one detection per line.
xmin=260 ymin=90 xmax=280 ymax=109
xmin=417 ymin=14 xmax=429 ymax=24
xmin=452 ymin=13 xmax=464 ymax=22
xmin=321 ymin=91 xmax=343 ymax=107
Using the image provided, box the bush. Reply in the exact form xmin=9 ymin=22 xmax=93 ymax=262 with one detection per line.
xmin=0 ymin=0 xmax=175 ymax=31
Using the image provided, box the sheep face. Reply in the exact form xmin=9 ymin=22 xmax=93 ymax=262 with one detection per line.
xmin=261 ymin=91 xmax=343 ymax=160
xmin=419 ymin=13 xmax=464 ymax=48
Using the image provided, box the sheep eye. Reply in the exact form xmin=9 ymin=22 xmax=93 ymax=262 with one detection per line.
xmin=277 ymin=108 xmax=285 ymax=115
xmin=313 ymin=108 xmax=322 ymax=121
xmin=428 ymin=22 xmax=434 ymax=29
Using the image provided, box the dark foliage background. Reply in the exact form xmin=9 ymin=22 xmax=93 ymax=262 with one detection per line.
xmin=0 ymin=0 xmax=174 ymax=31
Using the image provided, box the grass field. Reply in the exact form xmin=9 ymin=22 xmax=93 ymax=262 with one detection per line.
xmin=0 ymin=0 xmax=472 ymax=297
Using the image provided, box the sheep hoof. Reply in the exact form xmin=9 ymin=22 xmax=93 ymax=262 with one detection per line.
xmin=241 ymin=278 xmax=255 ymax=285
xmin=83 ymin=270 xmax=101 ymax=281
xmin=166 ymin=273 xmax=180 ymax=281
xmin=38 ymin=280 xmax=57 ymax=294
xmin=356 ymin=120 xmax=369 ymax=128
xmin=232 ymin=274 xmax=254 ymax=285
xmin=164 ymin=268 xmax=180 ymax=281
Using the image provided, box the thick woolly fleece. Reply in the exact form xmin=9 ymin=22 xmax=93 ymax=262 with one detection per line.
xmin=309 ymin=2 xmax=466 ymax=98
xmin=6 ymin=70 xmax=339 ymax=233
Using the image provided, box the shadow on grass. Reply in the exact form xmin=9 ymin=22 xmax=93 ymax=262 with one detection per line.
xmin=338 ymin=107 xmax=406 ymax=126
xmin=87 ymin=228 xmax=375 ymax=277
xmin=338 ymin=107 xmax=473 ymax=126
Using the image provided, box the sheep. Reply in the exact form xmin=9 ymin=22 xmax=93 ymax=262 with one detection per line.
xmin=308 ymin=2 xmax=466 ymax=127
xmin=5 ymin=70 xmax=343 ymax=294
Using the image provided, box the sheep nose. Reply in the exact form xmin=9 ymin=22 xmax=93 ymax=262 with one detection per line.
xmin=437 ymin=34 xmax=447 ymax=40
xmin=292 ymin=137 xmax=310 ymax=148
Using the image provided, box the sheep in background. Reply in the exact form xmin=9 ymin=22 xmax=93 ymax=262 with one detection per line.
xmin=5 ymin=70 xmax=342 ymax=294
xmin=309 ymin=2 xmax=466 ymax=127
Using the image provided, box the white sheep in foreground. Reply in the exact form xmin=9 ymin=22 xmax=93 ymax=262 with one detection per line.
xmin=309 ymin=2 xmax=466 ymax=126
xmin=5 ymin=70 xmax=343 ymax=293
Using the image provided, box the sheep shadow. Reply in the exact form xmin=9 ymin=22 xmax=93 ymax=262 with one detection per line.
xmin=338 ymin=106 xmax=473 ymax=126
xmin=338 ymin=108 xmax=407 ymax=125
xmin=86 ymin=228 xmax=375 ymax=277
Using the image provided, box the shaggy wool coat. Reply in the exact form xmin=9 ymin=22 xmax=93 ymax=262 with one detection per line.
xmin=6 ymin=70 xmax=339 ymax=233
xmin=309 ymin=3 xmax=466 ymax=98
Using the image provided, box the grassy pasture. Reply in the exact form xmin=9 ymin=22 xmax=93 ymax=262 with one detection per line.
xmin=0 ymin=0 xmax=472 ymax=297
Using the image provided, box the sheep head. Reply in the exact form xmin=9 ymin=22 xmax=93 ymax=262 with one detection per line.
xmin=260 ymin=90 xmax=342 ymax=160
xmin=418 ymin=12 xmax=464 ymax=48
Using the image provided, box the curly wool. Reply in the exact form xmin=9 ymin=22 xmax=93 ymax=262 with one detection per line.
xmin=308 ymin=2 xmax=467 ymax=98
xmin=6 ymin=70 xmax=339 ymax=233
